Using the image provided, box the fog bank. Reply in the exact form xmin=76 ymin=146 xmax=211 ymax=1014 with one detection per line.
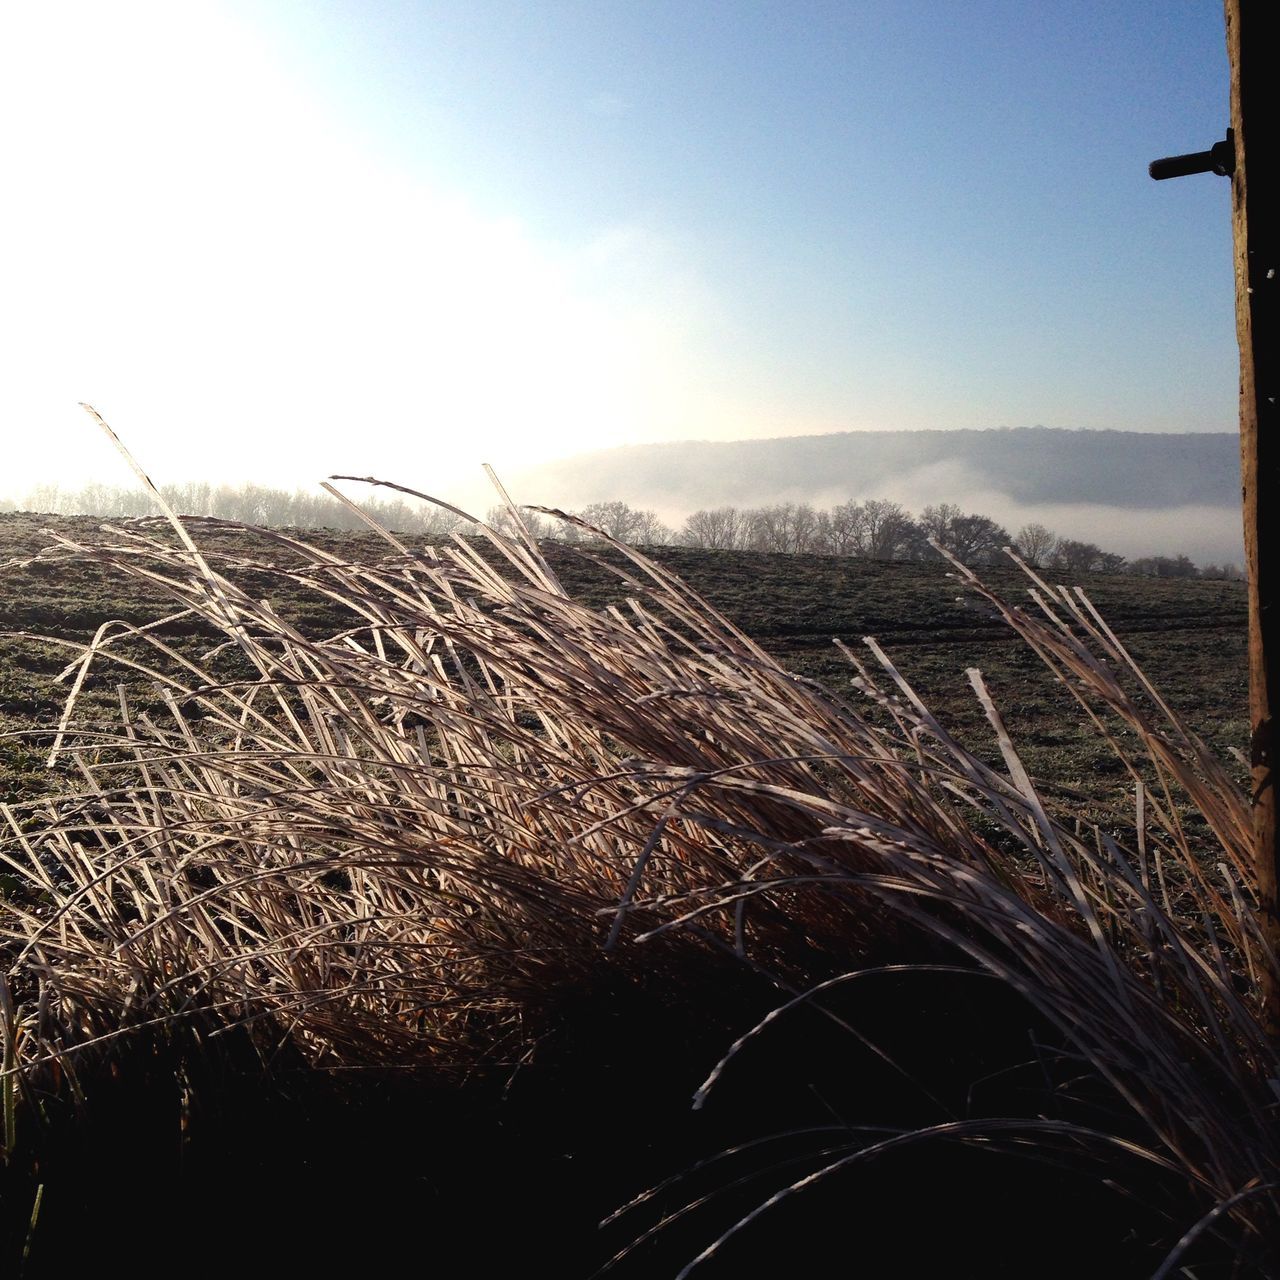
xmin=503 ymin=428 xmax=1244 ymax=565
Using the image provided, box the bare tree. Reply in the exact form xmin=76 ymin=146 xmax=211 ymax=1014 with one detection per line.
xmin=680 ymin=507 xmax=750 ymax=550
xmin=486 ymin=505 xmax=556 ymax=541
xmin=1202 ymin=562 xmax=1246 ymax=581
xmin=1129 ymin=554 xmax=1200 ymax=578
xmin=823 ymin=501 xmax=864 ymax=555
xmin=576 ymin=501 xmax=638 ymax=540
xmin=920 ymin=504 xmax=1007 ymax=564
xmin=1013 ymin=522 xmax=1059 ymax=567
xmin=25 ymin=484 xmax=63 ymax=513
xmin=747 ymin=502 xmax=824 ymax=554
xmin=623 ymin=508 xmax=674 ymax=545
xmin=790 ymin=503 xmax=823 ymax=553
xmin=917 ymin=502 xmax=962 ymax=555
xmin=855 ymin=499 xmax=918 ymax=560
xmin=573 ymin=501 xmax=672 ymax=544
xmin=1051 ymin=539 xmax=1106 ymax=574
xmin=159 ymin=482 xmax=216 ymax=516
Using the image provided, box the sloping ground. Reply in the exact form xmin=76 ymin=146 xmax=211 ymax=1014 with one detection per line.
xmin=636 ymin=547 xmax=1248 ymax=811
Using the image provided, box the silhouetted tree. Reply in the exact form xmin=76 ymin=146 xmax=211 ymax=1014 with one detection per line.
xmin=821 ymin=501 xmax=864 ymax=556
xmin=917 ymin=502 xmax=963 ymax=553
xmin=1202 ymin=562 xmax=1246 ymax=581
xmin=1129 ymin=554 xmax=1199 ymax=578
xmin=854 ymin=499 xmax=918 ymax=560
xmin=1051 ymin=539 xmax=1106 ymax=574
xmin=950 ymin=514 xmax=1010 ymax=565
xmin=1013 ymin=522 xmax=1058 ymax=567
xmin=920 ymin=504 xmax=1008 ymax=564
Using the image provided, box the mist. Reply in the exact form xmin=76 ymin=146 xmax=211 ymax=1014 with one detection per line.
xmin=3 ymin=427 xmax=1247 ymax=568
xmin=847 ymin=462 xmax=1244 ymax=566
xmin=504 ymin=428 xmax=1245 ymax=566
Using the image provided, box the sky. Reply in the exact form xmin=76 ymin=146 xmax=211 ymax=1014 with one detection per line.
xmin=0 ymin=1 xmax=1238 ymax=515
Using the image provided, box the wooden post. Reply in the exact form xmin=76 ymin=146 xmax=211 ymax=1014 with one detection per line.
xmin=1227 ymin=0 xmax=1280 ymax=1032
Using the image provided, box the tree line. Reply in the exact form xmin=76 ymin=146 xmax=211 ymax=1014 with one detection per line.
xmin=496 ymin=498 xmax=1244 ymax=580
xmin=1 ymin=481 xmax=466 ymax=540
xmin=1 ymin=484 xmax=1243 ymax=580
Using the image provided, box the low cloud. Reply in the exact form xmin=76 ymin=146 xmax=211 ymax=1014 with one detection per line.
xmin=506 ymin=456 xmax=1243 ymax=566
xmin=859 ymin=461 xmax=1243 ymax=564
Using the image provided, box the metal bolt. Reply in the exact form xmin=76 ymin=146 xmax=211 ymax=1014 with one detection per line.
xmin=1149 ymin=130 xmax=1235 ymax=180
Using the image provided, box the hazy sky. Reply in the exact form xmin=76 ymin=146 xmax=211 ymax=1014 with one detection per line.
xmin=1 ymin=2 xmax=1237 ymax=511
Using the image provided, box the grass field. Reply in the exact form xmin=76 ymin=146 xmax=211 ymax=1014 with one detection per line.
xmin=0 ymin=512 xmax=1248 ymax=810
xmin=0 ymin=508 xmax=1264 ymax=1277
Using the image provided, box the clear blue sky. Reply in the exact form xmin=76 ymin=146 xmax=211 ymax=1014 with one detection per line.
xmin=1 ymin=1 xmax=1236 ymax=506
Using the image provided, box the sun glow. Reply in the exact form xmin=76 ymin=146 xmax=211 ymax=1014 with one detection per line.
xmin=1 ymin=2 xmax=715 ymax=509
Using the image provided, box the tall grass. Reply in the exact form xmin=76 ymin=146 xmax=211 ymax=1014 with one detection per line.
xmin=0 ymin=425 xmax=1277 ymax=1271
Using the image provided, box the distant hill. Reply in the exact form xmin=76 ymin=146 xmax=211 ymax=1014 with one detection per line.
xmin=510 ymin=427 xmax=1239 ymax=512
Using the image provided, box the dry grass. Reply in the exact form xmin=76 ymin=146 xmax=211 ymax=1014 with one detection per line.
xmin=0 ymin=419 xmax=1277 ymax=1273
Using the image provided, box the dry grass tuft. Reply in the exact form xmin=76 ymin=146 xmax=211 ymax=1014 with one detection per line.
xmin=1 ymin=443 xmax=1277 ymax=1271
